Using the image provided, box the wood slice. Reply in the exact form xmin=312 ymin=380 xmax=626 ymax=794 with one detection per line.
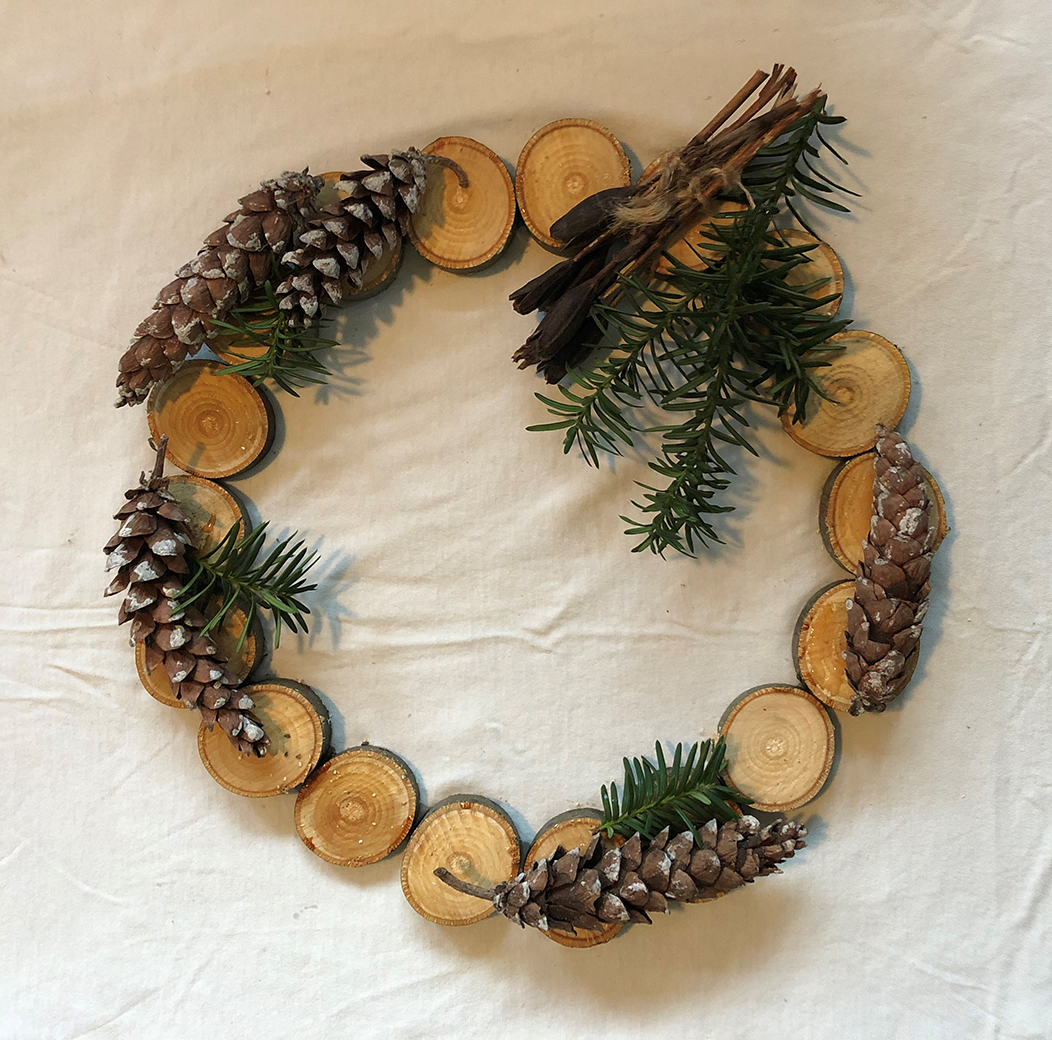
xmin=198 ymin=680 xmax=330 ymax=797
xmin=768 ymin=228 xmax=844 ymax=317
xmin=781 ymin=331 xmax=911 ymax=457
xmin=295 ymin=745 xmax=419 ymax=867
xmin=794 ymin=581 xmax=919 ymax=712
xmin=516 ymin=118 xmax=631 ymax=250
xmin=794 ymin=580 xmax=857 ymax=713
xmin=400 ymin=795 xmax=521 ymax=926
xmin=720 ymin=685 xmax=835 ymax=812
xmin=656 ymin=200 xmax=748 ymax=275
xmin=163 ymin=474 xmax=245 ymax=553
xmin=148 ymin=360 xmax=274 ymax=478
xmin=527 ymin=809 xmax=623 ymax=948
xmin=409 ymin=137 xmax=516 ymax=271
xmin=135 ymin=606 xmax=263 ymax=709
xmin=820 ymin=452 xmax=949 ymax=572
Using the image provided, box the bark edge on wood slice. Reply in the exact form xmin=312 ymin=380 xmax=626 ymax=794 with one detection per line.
xmin=409 ymin=137 xmax=516 ymax=271
xmin=719 ymin=685 xmax=835 ymax=812
xmin=400 ymin=795 xmax=521 ymax=926
xmin=781 ymin=331 xmax=910 ymax=457
xmin=791 ymin=580 xmax=914 ymax=714
xmin=820 ymin=452 xmax=949 ymax=572
xmin=163 ymin=474 xmax=245 ymax=554
xmin=135 ymin=606 xmax=263 ymax=709
xmin=147 ymin=360 xmax=275 ymax=478
xmin=198 ymin=679 xmax=330 ymax=796
xmin=295 ymin=745 xmax=419 ymax=867
xmin=516 ymin=118 xmax=631 ymax=251
xmin=526 ymin=808 xmax=623 ymax=948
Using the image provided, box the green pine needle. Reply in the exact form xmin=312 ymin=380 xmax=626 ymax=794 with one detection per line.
xmin=175 ymin=521 xmax=319 ymax=650
xmin=529 ymin=97 xmax=856 ymax=557
xmin=213 ymin=279 xmax=336 ymax=396
xmin=599 ymin=738 xmax=750 ymax=841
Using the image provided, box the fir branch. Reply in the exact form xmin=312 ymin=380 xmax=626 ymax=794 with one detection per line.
xmin=599 ymin=738 xmax=749 ymax=841
xmin=175 ymin=521 xmax=318 ymax=650
xmin=529 ymin=95 xmax=856 ymax=556
xmin=213 ymin=279 xmax=336 ymax=396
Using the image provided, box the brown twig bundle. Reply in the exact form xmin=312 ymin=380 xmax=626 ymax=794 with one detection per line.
xmin=510 ymin=65 xmax=821 ymax=382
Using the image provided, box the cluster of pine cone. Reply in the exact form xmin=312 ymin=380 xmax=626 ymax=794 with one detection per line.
xmin=104 ymin=441 xmax=267 ymax=755
xmin=845 ymin=425 xmax=936 ymax=714
xmin=116 ymin=151 xmax=442 ymax=406
xmin=440 ymin=815 xmax=806 ymax=935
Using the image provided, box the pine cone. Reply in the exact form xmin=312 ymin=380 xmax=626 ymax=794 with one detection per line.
xmin=844 ymin=424 xmax=936 ymax=715
xmin=436 ymin=816 xmax=806 ymax=936
xmin=275 ymin=150 xmax=458 ymax=327
xmin=103 ymin=439 xmax=268 ymax=756
xmin=116 ymin=171 xmax=323 ymax=407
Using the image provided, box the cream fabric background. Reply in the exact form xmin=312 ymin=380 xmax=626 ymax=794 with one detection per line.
xmin=2 ymin=2 xmax=1050 ymax=1037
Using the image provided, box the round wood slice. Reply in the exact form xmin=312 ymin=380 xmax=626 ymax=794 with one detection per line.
xmin=198 ymin=680 xmax=330 ymax=797
xmin=148 ymin=360 xmax=274 ymax=478
xmin=656 ymin=200 xmax=748 ymax=275
xmin=295 ymin=745 xmax=419 ymax=867
xmin=781 ymin=331 xmax=911 ymax=457
xmin=526 ymin=809 xmax=623 ymax=948
xmin=516 ymin=118 xmax=631 ymax=250
xmin=163 ymin=474 xmax=245 ymax=553
xmin=135 ymin=606 xmax=263 ymax=709
xmin=400 ymin=795 xmax=521 ymax=926
xmin=820 ymin=452 xmax=949 ymax=572
xmin=720 ymin=685 xmax=835 ymax=812
xmin=409 ymin=137 xmax=516 ymax=271
xmin=794 ymin=580 xmax=857 ymax=713
xmin=768 ymin=228 xmax=844 ymax=317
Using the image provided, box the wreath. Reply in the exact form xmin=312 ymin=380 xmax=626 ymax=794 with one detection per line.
xmin=104 ymin=66 xmax=945 ymax=946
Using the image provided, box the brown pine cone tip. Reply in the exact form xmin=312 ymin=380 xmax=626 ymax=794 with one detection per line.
xmin=275 ymin=149 xmax=467 ymax=327
xmin=844 ymin=424 xmax=937 ymax=716
xmin=104 ymin=438 xmax=268 ymax=756
xmin=435 ymin=816 xmax=806 ymax=935
xmin=116 ymin=170 xmax=324 ymax=407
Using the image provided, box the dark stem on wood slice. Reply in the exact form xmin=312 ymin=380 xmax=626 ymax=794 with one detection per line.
xmin=145 ymin=435 xmax=168 ymax=488
xmin=422 ymin=154 xmax=470 ymax=188
xmin=433 ymin=867 xmax=496 ymax=901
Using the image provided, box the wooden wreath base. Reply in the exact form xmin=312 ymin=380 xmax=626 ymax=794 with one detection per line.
xmin=720 ymin=685 xmax=835 ymax=812
xmin=781 ymin=331 xmax=911 ymax=457
xmin=526 ymin=809 xmax=623 ymax=948
xmin=198 ymin=680 xmax=330 ymax=797
xmin=409 ymin=137 xmax=516 ymax=270
xmin=295 ymin=745 xmax=419 ymax=867
xmin=163 ymin=474 xmax=245 ymax=554
xmin=795 ymin=580 xmax=919 ymax=712
xmin=135 ymin=606 xmax=262 ymax=709
xmin=147 ymin=360 xmax=275 ymax=478
xmin=400 ymin=796 xmax=521 ymax=926
xmin=820 ymin=452 xmax=948 ymax=571
xmin=516 ymin=118 xmax=631 ymax=250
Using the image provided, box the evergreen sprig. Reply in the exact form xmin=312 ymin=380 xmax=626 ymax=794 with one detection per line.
xmin=175 ymin=521 xmax=318 ymax=650
xmin=529 ymin=98 xmax=856 ymax=556
xmin=214 ymin=279 xmax=336 ymax=396
xmin=599 ymin=738 xmax=749 ymax=841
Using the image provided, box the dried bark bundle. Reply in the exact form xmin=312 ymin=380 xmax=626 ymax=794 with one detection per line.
xmin=510 ymin=65 xmax=820 ymax=382
xmin=436 ymin=815 xmax=805 ymax=936
xmin=276 ymin=150 xmax=467 ymax=326
xmin=116 ymin=171 xmax=324 ymax=406
xmin=103 ymin=439 xmax=268 ymax=756
xmin=844 ymin=425 xmax=936 ymax=715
